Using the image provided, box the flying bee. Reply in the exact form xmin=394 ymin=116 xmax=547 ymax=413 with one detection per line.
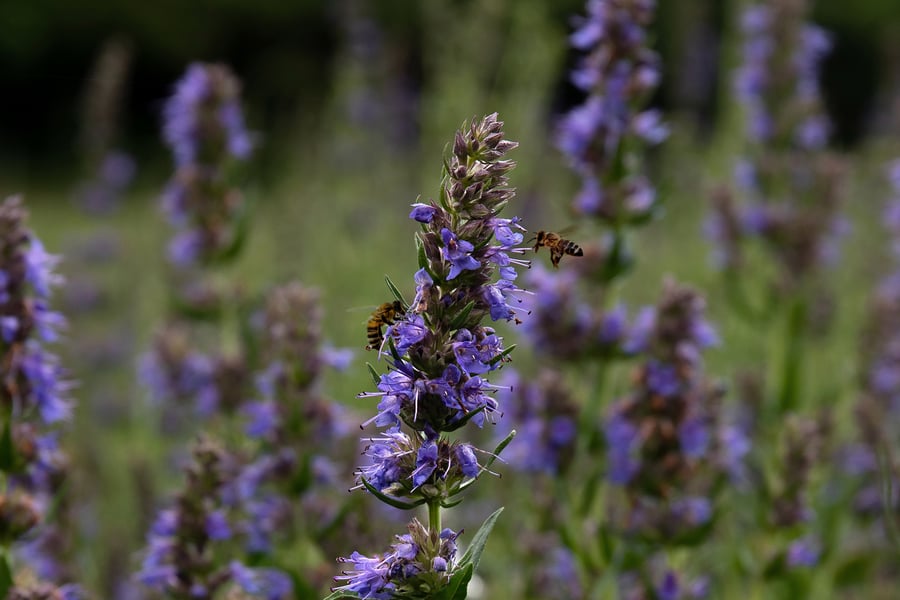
xmin=365 ymin=300 xmax=404 ymax=351
xmin=531 ymin=230 xmax=584 ymax=268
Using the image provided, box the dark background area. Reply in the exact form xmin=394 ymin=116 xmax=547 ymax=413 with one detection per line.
xmin=1 ymin=0 xmax=898 ymax=181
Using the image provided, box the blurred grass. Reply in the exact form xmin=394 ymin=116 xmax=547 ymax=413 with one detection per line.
xmin=2 ymin=0 xmax=899 ymax=596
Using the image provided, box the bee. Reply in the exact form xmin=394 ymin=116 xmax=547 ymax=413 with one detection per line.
xmin=532 ymin=230 xmax=583 ymax=268
xmin=365 ymin=300 xmax=404 ymax=351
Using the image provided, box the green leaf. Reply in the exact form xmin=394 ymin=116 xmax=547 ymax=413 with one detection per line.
xmin=322 ymin=590 xmax=359 ymax=600
xmin=0 ymin=553 xmax=12 ymax=599
xmin=442 ymin=406 xmax=491 ymax=432
xmin=487 ymin=344 xmax=516 ymax=367
xmin=458 ymin=507 xmax=504 ymax=571
xmin=0 ymin=419 xmax=13 ymax=472
xmin=289 ymin=574 xmax=317 ymax=600
xmin=365 ymin=363 xmax=381 ymax=386
xmin=441 ymin=497 xmax=465 ymax=508
xmin=359 ymin=477 xmax=425 ymax=510
xmin=833 ymin=554 xmax=874 ymax=588
xmin=484 ymin=429 xmax=516 ymax=471
xmin=384 ymin=275 xmax=407 ymax=308
xmin=416 ymin=234 xmax=428 ymax=270
xmin=448 ymin=300 xmax=477 ymax=331
xmin=214 ymin=201 xmax=250 ymax=264
xmin=442 ymin=563 xmax=474 ymax=600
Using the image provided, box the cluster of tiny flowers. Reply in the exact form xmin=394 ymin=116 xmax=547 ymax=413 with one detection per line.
xmin=74 ymin=150 xmax=136 ymax=215
xmin=136 ymin=438 xmax=292 ymax=599
xmin=768 ymin=415 xmax=827 ymax=569
xmin=556 ymin=0 xmax=666 ymax=221
xmin=5 ymin=582 xmax=83 ymax=600
xmin=74 ymin=37 xmax=135 ymax=215
xmin=860 ymin=160 xmax=900 ymax=411
xmin=519 ymin=533 xmax=583 ymax=600
xmin=0 ymin=197 xmax=77 ymax=584
xmin=836 ymin=161 xmax=900 ymax=529
xmin=618 ymin=564 xmax=709 ymax=600
xmin=235 ymin=282 xmax=353 ymax=555
xmin=335 ymin=114 xmax=523 ymax=597
xmin=734 ymin=1 xmax=830 ymax=150
xmin=706 ymin=0 xmax=845 ymax=283
xmin=604 ymin=281 xmax=727 ymax=542
xmin=522 ymin=256 xmax=655 ymax=360
xmin=161 ymin=63 xmax=253 ymax=267
xmin=494 ymin=369 xmax=578 ymax=475
xmin=335 ymin=520 xmax=459 ymax=599
xmin=139 ymin=323 xmax=248 ymax=419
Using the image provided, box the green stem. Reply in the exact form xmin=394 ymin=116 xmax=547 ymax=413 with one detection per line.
xmin=777 ymin=295 xmax=807 ymax=415
xmin=0 ymin=545 xmax=12 ymax=597
xmin=428 ymin=500 xmax=441 ymax=533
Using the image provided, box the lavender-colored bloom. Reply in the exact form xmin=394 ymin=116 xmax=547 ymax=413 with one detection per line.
xmin=558 ymin=0 xmax=664 ymax=222
xmin=598 ymin=304 xmax=627 ymax=345
xmin=606 ymin=409 xmax=640 ymax=484
xmin=25 ymin=237 xmax=63 ymax=299
xmin=440 ymin=228 xmax=480 ymax=280
xmin=713 ymin=1 xmax=842 ymax=280
xmin=455 ymin=443 xmax=479 ymax=478
xmin=622 ymin=306 xmax=655 ymax=354
xmin=229 ymin=562 xmax=292 ymax=600
xmin=390 ymin=314 xmax=428 ymax=355
xmin=206 ymin=509 xmax=232 ymax=541
xmin=242 ymin=401 xmax=280 ymax=439
xmin=160 ymin=64 xmax=253 ymax=270
xmin=356 ymin=432 xmax=413 ymax=492
xmin=23 ymin=343 xmax=72 ymax=424
xmin=1 ymin=316 xmax=18 ymax=343
xmin=411 ymin=439 xmax=439 ymax=487
xmin=671 ymin=497 xmax=713 ymax=527
xmin=333 ymin=551 xmax=393 ymax=599
xmin=409 ymin=203 xmax=437 ymax=223
xmin=679 ymin=417 xmax=710 ymax=459
xmin=163 ymin=63 xmax=252 ymax=166
xmin=658 ymin=571 xmax=680 ymax=600
xmin=645 ymin=360 xmax=681 ymax=397
xmin=786 ymin=536 xmax=820 ymax=568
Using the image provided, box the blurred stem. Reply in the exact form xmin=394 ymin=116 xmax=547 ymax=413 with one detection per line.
xmin=877 ymin=442 xmax=900 ymax=553
xmin=216 ymin=267 xmax=241 ymax=358
xmin=428 ymin=500 xmax=441 ymax=533
xmin=777 ymin=295 xmax=807 ymax=414
xmin=723 ymin=268 xmax=774 ymax=325
xmin=575 ymin=362 xmax=609 ymax=521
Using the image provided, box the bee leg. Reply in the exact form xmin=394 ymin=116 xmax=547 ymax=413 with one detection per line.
xmin=550 ymin=246 xmax=563 ymax=268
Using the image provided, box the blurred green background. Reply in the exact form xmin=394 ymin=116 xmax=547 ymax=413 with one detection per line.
xmin=1 ymin=0 xmax=900 ymax=597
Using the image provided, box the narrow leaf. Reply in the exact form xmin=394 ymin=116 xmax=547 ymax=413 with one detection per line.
xmin=0 ymin=554 xmax=12 ymax=599
xmin=443 ymin=564 xmax=474 ymax=600
xmin=322 ymin=590 xmax=359 ymax=600
xmin=365 ymin=363 xmax=381 ymax=386
xmin=458 ymin=507 xmax=504 ymax=570
xmin=484 ymin=429 xmax=516 ymax=471
xmin=384 ymin=276 xmax=407 ymax=308
xmin=0 ymin=419 xmax=13 ymax=472
xmin=441 ymin=497 xmax=465 ymax=509
xmin=487 ymin=344 xmax=516 ymax=367
xmin=448 ymin=300 xmax=477 ymax=331
xmin=359 ymin=477 xmax=424 ymax=510
xmin=416 ymin=234 xmax=428 ymax=270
